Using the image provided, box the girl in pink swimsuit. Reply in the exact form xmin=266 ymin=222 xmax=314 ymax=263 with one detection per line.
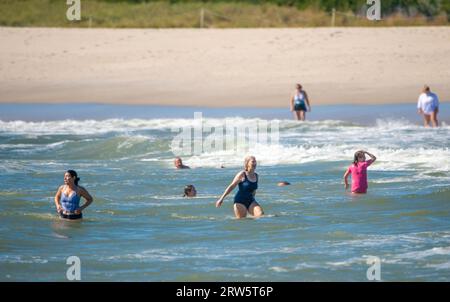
xmin=343 ymin=150 xmax=377 ymax=194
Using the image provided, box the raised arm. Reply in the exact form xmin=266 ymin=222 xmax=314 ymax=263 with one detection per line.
xmin=54 ymin=185 xmax=63 ymax=213
xmin=216 ymin=171 xmax=244 ymax=207
xmin=343 ymin=169 xmax=350 ymax=190
xmin=78 ymin=186 xmax=93 ymax=212
xmin=364 ymin=151 xmax=377 ymax=163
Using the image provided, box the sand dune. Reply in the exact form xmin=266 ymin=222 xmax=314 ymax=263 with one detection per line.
xmin=0 ymin=26 xmax=449 ymax=107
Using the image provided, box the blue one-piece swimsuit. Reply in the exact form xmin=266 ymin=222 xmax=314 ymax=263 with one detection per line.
xmin=59 ymin=186 xmax=82 ymax=219
xmin=294 ymin=92 xmax=307 ymax=111
xmin=234 ymin=172 xmax=258 ymax=209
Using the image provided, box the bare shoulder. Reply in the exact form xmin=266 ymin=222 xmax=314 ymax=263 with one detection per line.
xmin=233 ymin=170 xmax=246 ymax=182
xmin=235 ymin=170 xmax=245 ymax=178
xmin=78 ymin=186 xmax=89 ymax=194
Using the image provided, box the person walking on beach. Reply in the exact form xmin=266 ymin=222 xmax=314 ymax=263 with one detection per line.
xmin=216 ymin=156 xmax=264 ymax=218
xmin=343 ymin=150 xmax=377 ymax=194
xmin=54 ymin=170 xmax=93 ymax=220
xmin=174 ymin=157 xmax=190 ymax=169
xmin=290 ymin=83 xmax=311 ymax=121
xmin=417 ymin=85 xmax=439 ymax=127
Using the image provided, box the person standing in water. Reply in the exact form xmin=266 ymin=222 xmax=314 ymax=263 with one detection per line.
xmin=216 ymin=156 xmax=264 ymax=218
xmin=417 ymin=85 xmax=440 ymax=127
xmin=343 ymin=151 xmax=377 ymax=194
xmin=54 ymin=170 xmax=93 ymax=220
xmin=290 ymin=83 xmax=311 ymax=121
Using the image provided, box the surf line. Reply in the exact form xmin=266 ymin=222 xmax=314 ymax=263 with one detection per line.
xmin=176 ymin=286 xmax=210 ymax=299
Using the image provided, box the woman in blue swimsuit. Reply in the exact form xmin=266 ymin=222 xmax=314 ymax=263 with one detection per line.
xmin=54 ymin=170 xmax=93 ymax=220
xmin=216 ymin=156 xmax=264 ymax=218
xmin=290 ymin=83 xmax=311 ymax=121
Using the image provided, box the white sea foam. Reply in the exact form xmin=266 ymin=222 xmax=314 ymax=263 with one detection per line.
xmin=1 ymin=118 xmax=449 ymax=172
xmin=326 ymin=257 xmax=366 ymax=267
xmin=269 ymin=266 xmax=290 ymax=272
xmin=326 ymin=255 xmax=407 ymax=267
xmin=0 ymin=118 xmax=284 ymax=135
xmin=395 ymin=246 xmax=450 ymax=260
xmin=0 ymin=255 xmax=48 ymax=264
xmin=425 ymin=262 xmax=450 ymax=270
xmin=180 ymin=144 xmax=450 ymax=173
xmin=2 ymin=117 xmax=444 ymax=135
xmin=0 ymin=140 xmax=69 ymax=152
xmin=333 ymin=232 xmax=448 ymax=248
xmin=270 ymin=262 xmax=324 ymax=273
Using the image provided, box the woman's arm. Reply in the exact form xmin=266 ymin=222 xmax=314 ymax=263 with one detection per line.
xmin=216 ymin=171 xmax=244 ymax=207
xmin=304 ymin=91 xmax=311 ymax=112
xmin=434 ymin=94 xmax=439 ymax=113
xmin=290 ymin=94 xmax=295 ymax=111
xmin=77 ymin=186 xmax=93 ymax=212
xmin=417 ymin=95 xmax=423 ymax=114
xmin=54 ymin=186 xmax=63 ymax=212
xmin=343 ymin=170 xmax=350 ymax=190
xmin=364 ymin=151 xmax=377 ymax=163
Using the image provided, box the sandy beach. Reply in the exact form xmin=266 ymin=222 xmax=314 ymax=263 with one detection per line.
xmin=0 ymin=26 xmax=449 ymax=107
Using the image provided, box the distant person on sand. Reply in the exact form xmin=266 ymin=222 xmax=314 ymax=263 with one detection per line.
xmin=417 ymin=85 xmax=439 ymax=127
xmin=343 ymin=150 xmax=377 ymax=194
xmin=183 ymin=185 xmax=197 ymax=197
xmin=54 ymin=170 xmax=93 ymax=220
xmin=174 ymin=157 xmax=190 ymax=169
xmin=290 ymin=83 xmax=311 ymax=121
xmin=216 ymin=156 xmax=264 ymax=219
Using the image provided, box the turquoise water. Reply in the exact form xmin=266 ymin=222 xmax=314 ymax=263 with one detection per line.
xmin=0 ymin=104 xmax=449 ymax=281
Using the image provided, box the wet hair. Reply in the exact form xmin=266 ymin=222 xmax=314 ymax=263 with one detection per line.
xmin=183 ymin=185 xmax=195 ymax=197
xmin=353 ymin=151 xmax=365 ymax=167
xmin=244 ymin=156 xmax=256 ymax=172
xmin=66 ymin=170 xmax=80 ymax=186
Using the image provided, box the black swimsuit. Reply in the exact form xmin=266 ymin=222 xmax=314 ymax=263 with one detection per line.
xmin=234 ymin=172 xmax=258 ymax=209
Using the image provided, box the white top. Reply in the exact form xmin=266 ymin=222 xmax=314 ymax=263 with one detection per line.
xmin=294 ymin=91 xmax=305 ymax=104
xmin=417 ymin=92 xmax=439 ymax=114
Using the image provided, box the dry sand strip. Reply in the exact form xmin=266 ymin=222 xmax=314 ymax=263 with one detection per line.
xmin=0 ymin=27 xmax=449 ymax=107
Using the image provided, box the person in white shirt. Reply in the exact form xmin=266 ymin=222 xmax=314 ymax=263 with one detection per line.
xmin=417 ymin=85 xmax=439 ymax=127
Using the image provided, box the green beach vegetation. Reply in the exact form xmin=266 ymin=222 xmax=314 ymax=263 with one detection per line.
xmin=0 ymin=0 xmax=448 ymax=28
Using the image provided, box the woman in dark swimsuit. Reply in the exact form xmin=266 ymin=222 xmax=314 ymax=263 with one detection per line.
xmin=216 ymin=156 xmax=264 ymax=219
xmin=290 ymin=83 xmax=311 ymax=121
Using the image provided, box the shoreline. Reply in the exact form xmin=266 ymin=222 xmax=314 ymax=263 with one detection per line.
xmin=1 ymin=27 xmax=449 ymax=107
xmin=1 ymin=102 xmax=449 ymax=125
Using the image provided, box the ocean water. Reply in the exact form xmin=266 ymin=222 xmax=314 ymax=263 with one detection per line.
xmin=0 ymin=103 xmax=449 ymax=281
